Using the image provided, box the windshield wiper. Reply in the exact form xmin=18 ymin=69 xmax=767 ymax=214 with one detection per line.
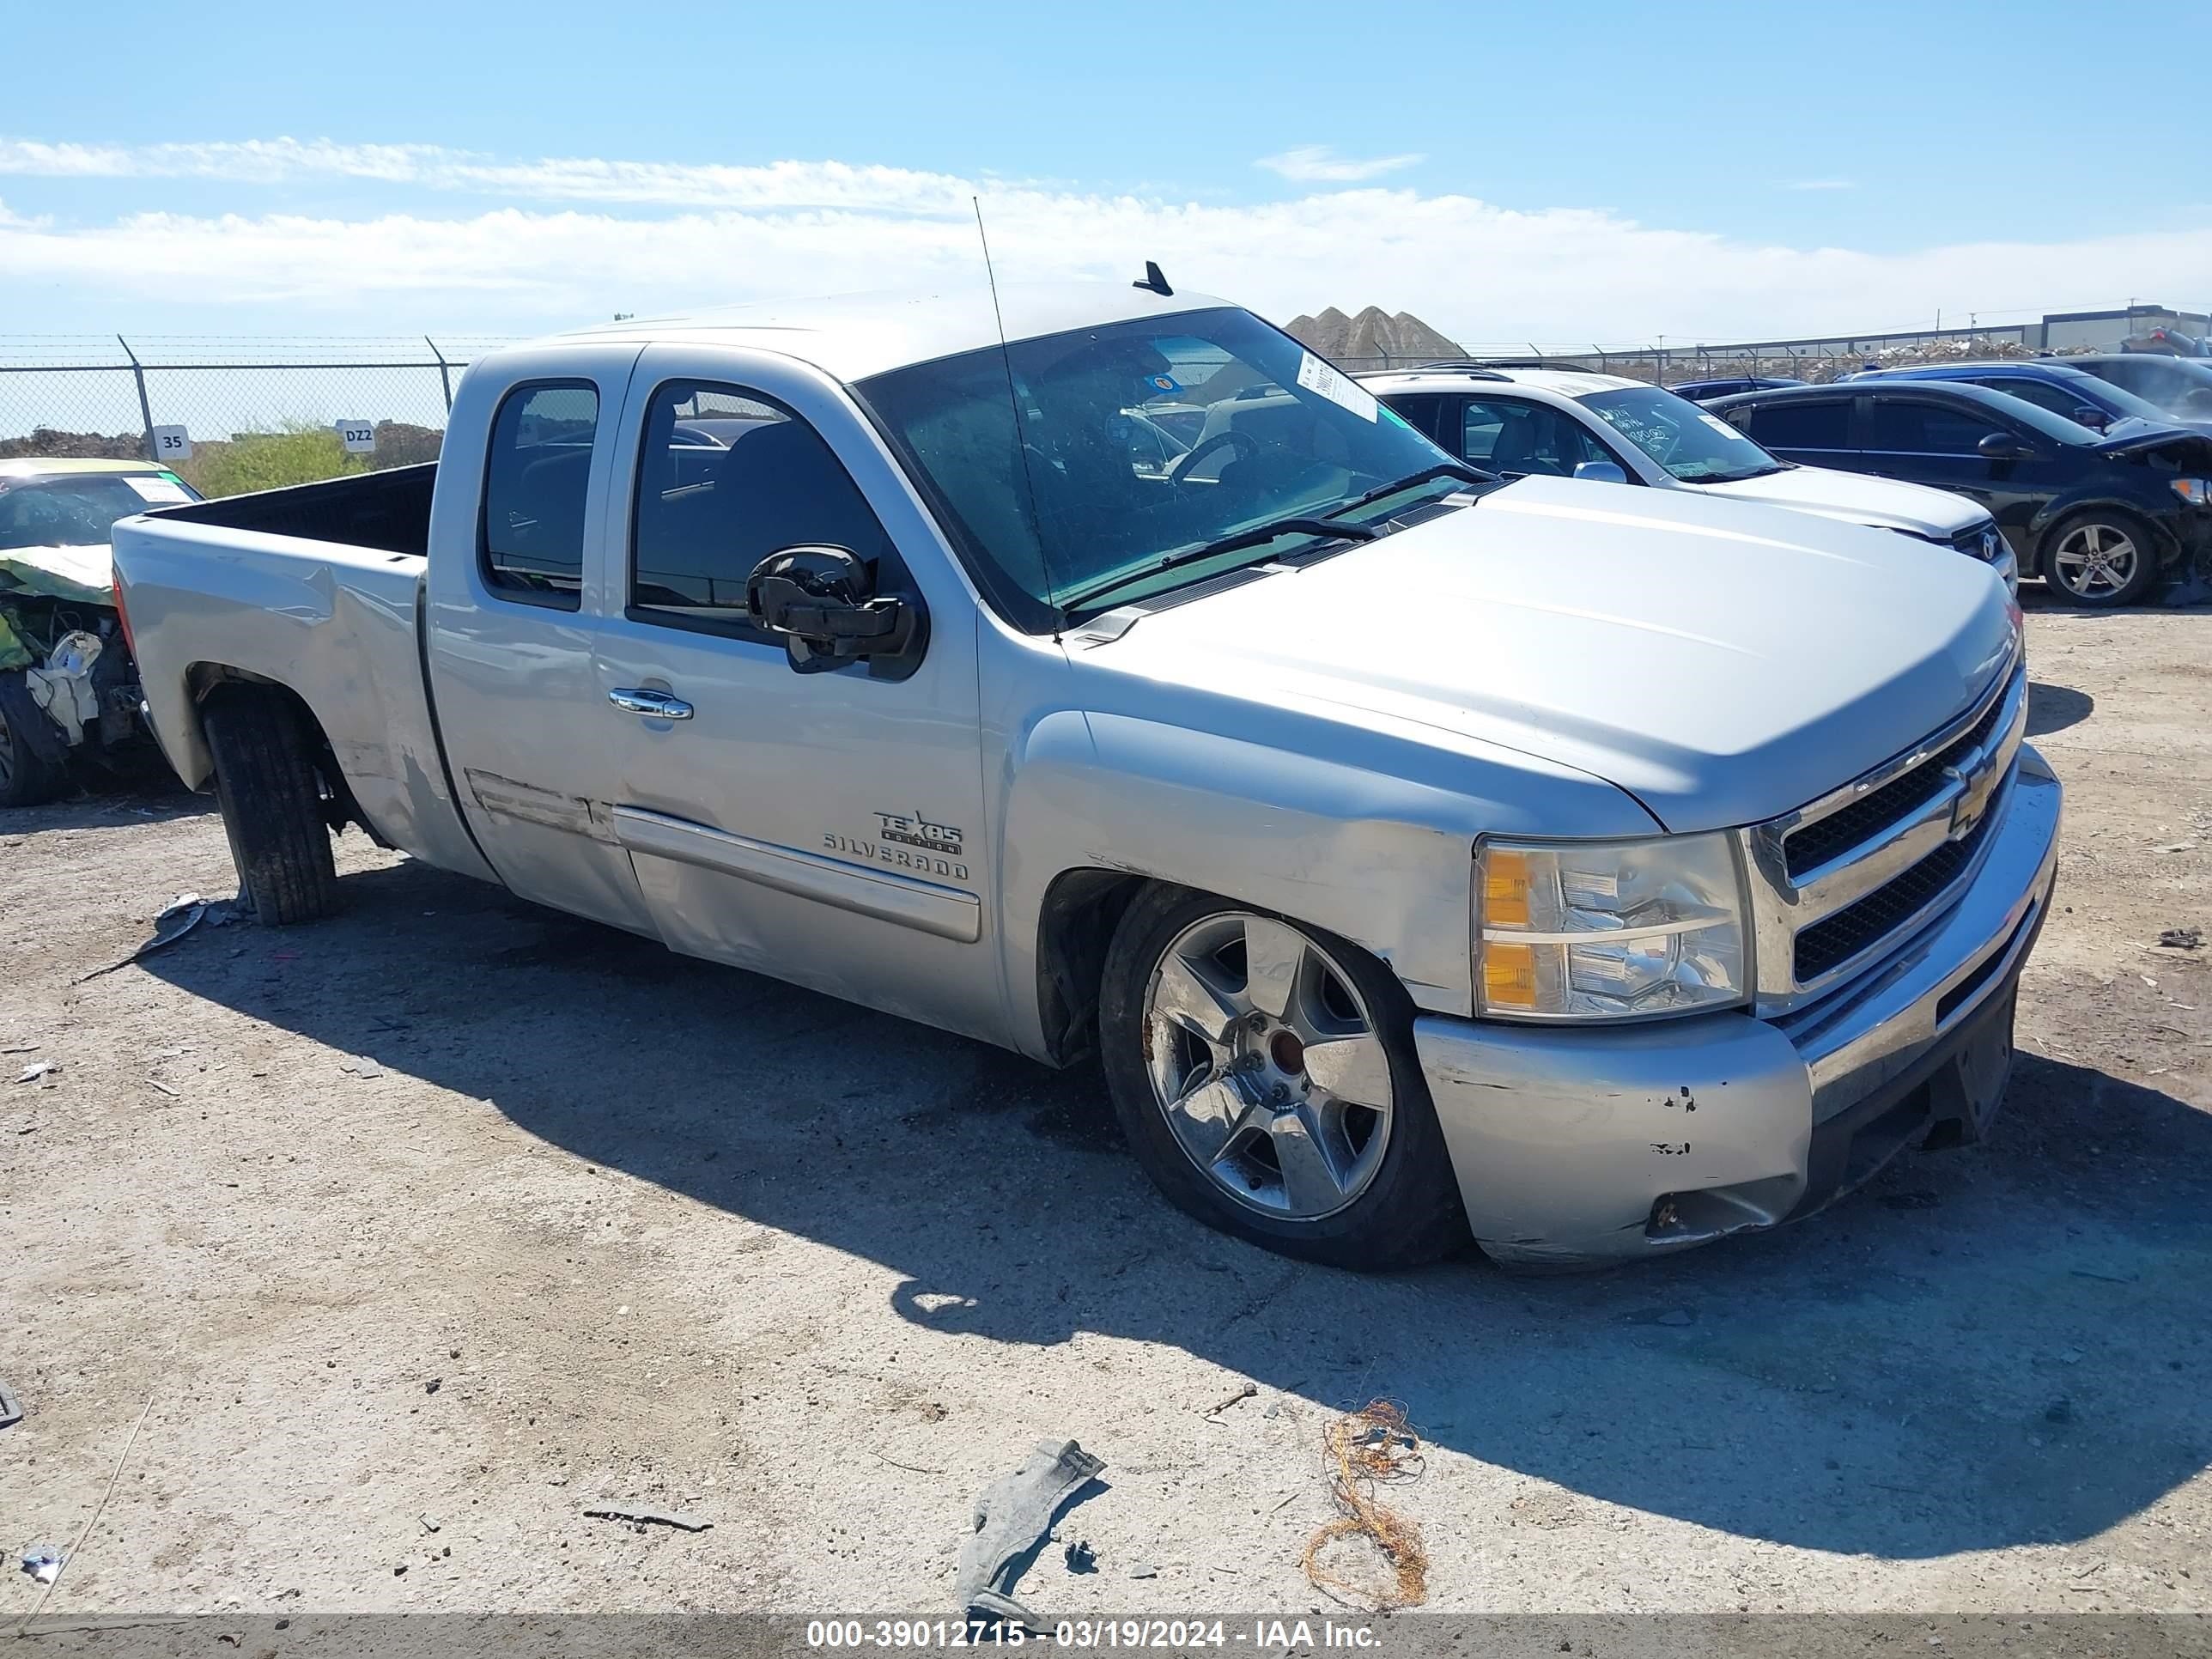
xmin=1324 ymin=460 xmax=1496 ymax=520
xmin=1056 ymin=515 xmax=1381 ymax=617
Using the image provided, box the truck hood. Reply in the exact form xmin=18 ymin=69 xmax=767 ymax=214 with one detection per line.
xmin=1689 ymin=463 xmax=1985 ymax=538
xmin=0 ymin=542 xmax=115 ymax=606
xmin=1091 ymin=477 xmax=2018 ymax=833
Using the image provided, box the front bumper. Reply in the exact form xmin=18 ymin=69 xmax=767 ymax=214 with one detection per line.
xmin=1414 ymin=749 xmax=2062 ymax=1267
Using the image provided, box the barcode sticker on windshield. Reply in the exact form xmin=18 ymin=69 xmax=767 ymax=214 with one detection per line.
xmin=1297 ymin=352 xmax=1378 ymax=422
xmin=1699 ymin=413 xmax=1747 ymax=441
xmin=124 ymin=476 xmax=191 ymax=504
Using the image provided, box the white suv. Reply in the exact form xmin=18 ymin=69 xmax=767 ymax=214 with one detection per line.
xmin=1362 ymin=365 xmax=2018 ymax=592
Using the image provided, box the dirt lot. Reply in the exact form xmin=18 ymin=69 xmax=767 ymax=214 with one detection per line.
xmin=3 ymin=597 xmax=2210 ymax=1623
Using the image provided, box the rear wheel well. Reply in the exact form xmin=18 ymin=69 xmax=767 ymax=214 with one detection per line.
xmin=188 ymin=668 xmax=368 ymax=838
xmin=1035 ymin=869 xmax=1147 ymax=1066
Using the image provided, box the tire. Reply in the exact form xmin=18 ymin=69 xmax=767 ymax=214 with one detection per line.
xmin=1098 ymin=883 xmax=1467 ymax=1270
xmin=2042 ymin=507 xmax=2161 ymax=607
xmin=0 ymin=672 xmax=63 ymax=808
xmin=203 ymin=691 xmax=340 ymax=924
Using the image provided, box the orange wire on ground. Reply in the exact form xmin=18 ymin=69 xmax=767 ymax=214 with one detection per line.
xmin=1301 ymin=1399 xmax=1429 ymax=1610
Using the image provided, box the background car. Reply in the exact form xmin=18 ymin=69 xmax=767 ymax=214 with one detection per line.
xmin=1665 ymin=374 xmax=1804 ymax=403
xmin=1706 ymin=380 xmax=2212 ymax=607
xmin=1362 ymin=365 xmax=2016 ymax=588
xmin=1844 ymin=359 xmax=2212 ymax=436
xmin=0 ymin=458 xmax=201 ymax=805
xmin=2063 ymin=354 xmax=2212 ymax=422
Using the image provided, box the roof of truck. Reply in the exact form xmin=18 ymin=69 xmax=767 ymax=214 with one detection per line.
xmin=550 ymin=282 xmax=1231 ymax=382
xmin=0 ymin=458 xmax=168 ymax=478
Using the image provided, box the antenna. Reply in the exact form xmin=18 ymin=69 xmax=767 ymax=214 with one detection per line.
xmin=973 ymin=197 xmax=1060 ymax=632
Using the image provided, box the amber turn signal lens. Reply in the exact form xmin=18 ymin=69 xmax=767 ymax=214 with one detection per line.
xmin=1483 ymin=848 xmax=1532 ymax=928
xmin=1481 ymin=941 xmax=1539 ymax=1011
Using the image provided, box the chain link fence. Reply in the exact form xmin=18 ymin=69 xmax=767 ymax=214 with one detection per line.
xmin=0 ymin=336 xmax=517 ymax=496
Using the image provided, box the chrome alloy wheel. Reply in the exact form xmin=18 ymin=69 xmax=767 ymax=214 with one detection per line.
xmin=2051 ymin=520 xmax=2140 ymax=601
xmin=1139 ymin=912 xmax=1395 ymax=1220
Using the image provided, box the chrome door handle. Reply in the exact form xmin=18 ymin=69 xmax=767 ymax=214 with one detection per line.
xmin=608 ymin=687 xmax=694 ymax=720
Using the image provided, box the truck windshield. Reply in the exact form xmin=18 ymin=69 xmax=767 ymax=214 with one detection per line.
xmin=0 ymin=473 xmax=196 ymax=552
xmin=855 ymin=307 xmax=1463 ymax=627
xmin=1577 ymin=386 xmax=1788 ymax=483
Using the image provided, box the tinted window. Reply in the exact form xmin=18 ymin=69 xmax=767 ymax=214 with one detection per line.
xmin=1461 ymin=398 xmax=1613 ymax=477
xmin=1974 ymin=377 xmax=2087 ymax=420
xmin=1745 ymin=399 xmax=1850 ymax=449
xmin=1864 ymin=400 xmax=2002 ymax=454
xmin=629 ymin=380 xmax=897 ymax=633
xmin=482 ymin=382 xmax=599 ymax=606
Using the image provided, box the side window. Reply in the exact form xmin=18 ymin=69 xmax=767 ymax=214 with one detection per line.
xmin=1382 ymin=392 xmax=1450 ymax=445
xmin=1975 ymin=377 xmax=2076 ymax=419
xmin=1750 ymin=399 xmax=1850 ymax=449
xmin=1864 ymin=400 xmax=1998 ymax=454
xmin=1462 ymin=398 xmax=1609 ymax=477
xmin=629 ymin=380 xmax=901 ymax=636
xmin=1461 ymin=398 xmax=1510 ymax=464
xmin=482 ymin=381 xmax=599 ymax=608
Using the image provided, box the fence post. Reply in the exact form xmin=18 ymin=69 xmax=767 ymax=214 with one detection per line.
xmin=426 ymin=337 xmax=453 ymax=412
xmin=118 ymin=335 xmax=157 ymax=464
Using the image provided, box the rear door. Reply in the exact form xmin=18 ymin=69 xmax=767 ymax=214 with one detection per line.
xmin=423 ymin=343 xmax=660 ymax=937
xmin=587 ymin=348 xmax=1001 ymax=1042
xmin=1453 ymin=395 xmax=1623 ymax=478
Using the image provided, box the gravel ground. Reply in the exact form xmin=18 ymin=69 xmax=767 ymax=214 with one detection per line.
xmin=3 ymin=597 xmax=2209 ymax=1623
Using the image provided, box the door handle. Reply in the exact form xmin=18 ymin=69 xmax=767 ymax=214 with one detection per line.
xmin=608 ymin=687 xmax=694 ymax=721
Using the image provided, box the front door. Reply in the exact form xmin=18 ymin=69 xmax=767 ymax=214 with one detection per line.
xmin=589 ymin=352 xmax=1000 ymax=1042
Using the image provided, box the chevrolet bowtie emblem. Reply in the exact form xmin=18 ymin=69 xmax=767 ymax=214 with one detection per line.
xmin=1946 ymin=750 xmax=2000 ymax=842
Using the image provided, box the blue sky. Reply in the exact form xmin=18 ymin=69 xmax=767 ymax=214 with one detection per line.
xmin=2 ymin=0 xmax=2207 ymax=344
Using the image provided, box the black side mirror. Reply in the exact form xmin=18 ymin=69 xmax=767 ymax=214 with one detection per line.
xmin=746 ymin=544 xmax=919 ymax=676
xmin=1978 ymin=432 xmax=2033 ymax=462
xmin=2071 ymin=406 xmax=2111 ymax=432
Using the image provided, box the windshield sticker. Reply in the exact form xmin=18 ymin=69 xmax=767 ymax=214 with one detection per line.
xmin=1699 ymin=413 xmax=1747 ymax=441
xmin=1296 ymin=352 xmax=1378 ymax=422
xmin=123 ymin=476 xmax=192 ymax=504
xmin=1144 ymin=372 xmax=1181 ymax=396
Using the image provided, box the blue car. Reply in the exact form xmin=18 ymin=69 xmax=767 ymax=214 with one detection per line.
xmin=1844 ymin=359 xmax=2212 ymax=437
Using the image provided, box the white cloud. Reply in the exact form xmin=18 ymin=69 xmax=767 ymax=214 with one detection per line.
xmin=1255 ymin=146 xmax=1425 ymax=184
xmin=1786 ymin=179 xmax=1858 ymax=191
xmin=2 ymin=139 xmax=2208 ymax=346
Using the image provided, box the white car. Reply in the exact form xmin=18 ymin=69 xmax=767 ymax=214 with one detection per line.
xmin=1363 ymin=366 xmax=2018 ymax=592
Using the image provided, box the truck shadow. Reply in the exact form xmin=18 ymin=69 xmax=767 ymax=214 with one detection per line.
xmin=145 ymin=856 xmax=2212 ymax=1562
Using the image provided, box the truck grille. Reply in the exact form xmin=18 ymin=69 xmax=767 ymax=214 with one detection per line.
xmin=1783 ymin=687 xmax=2011 ymax=879
xmin=1793 ymin=812 xmax=1993 ymax=982
xmin=1741 ymin=647 xmax=2027 ymax=1012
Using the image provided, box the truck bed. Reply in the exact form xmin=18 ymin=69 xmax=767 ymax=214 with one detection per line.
xmin=155 ymin=463 xmax=436 ymax=557
xmin=110 ymin=462 xmax=490 ymax=883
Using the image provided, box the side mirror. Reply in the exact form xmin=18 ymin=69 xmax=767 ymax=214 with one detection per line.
xmin=746 ymin=544 xmax=918 ymax=676
xmin=2071 ymin=406 xmax=2111 ymax=432
xmin=1572 ymin=460 xmax=1629 ymax=484
xmin=1978 ymin=432 xmax=2033 ymax=462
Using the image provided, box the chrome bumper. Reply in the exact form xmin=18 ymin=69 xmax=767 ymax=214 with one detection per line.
xmin=1414 ymin=749 xmax=2061 ymax=1268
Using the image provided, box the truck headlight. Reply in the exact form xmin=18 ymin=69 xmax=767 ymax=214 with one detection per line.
xmin=1476 ymin=834 xmax=1750 ymax=1020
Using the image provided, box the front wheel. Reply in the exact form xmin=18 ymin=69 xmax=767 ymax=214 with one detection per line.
xmin=1098 ymin=884 xmax=1467 ymax=1269
xmin=2043 ymin=508 xmax=2161 ymax=606
xmin=0 ymin=672 xmax=63 ymax=808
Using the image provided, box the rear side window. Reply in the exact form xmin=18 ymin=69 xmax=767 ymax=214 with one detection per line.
xmin=629 ymin=380 xmax=899 ymax=636
xmin=482 ymin=381 xmax=599 ymax=608
xmin=1745 ymin=399 xmax=1850 ymax=449
xmin=1864 ymin=400 xmax=2001 ymax=455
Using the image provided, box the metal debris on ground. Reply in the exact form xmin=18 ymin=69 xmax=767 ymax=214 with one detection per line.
xmin=1301 ymin=1400 xmax=1429 ymax=1612
xmin=954 ymin=1437 xmax=1106 ymax=1629
xmin=580 ymin=1506 xmax=711 ymax=1533
xmin=1204 ymin=1381 xmax=1258 ymax=1418
xmin=76 ymin=893 xmax=216 ymax=984
xmin=339 ymin=1057 xmax=385 ymax=1080
xmin=1063 ymin=1540 xmax=1096 ymax=1573
xmin=0 ymin=1377 xmax=22 ymax=1429
xmin=20 ymin=1548 xmax=63 ymax=1586
xmin=14 ymin=1061 xmax=58 ymax=1085
xmin=2158 ymin=927 xmax=2203 ymax=951
xmin=147 ymin=1079 xmax=180 ymax=1098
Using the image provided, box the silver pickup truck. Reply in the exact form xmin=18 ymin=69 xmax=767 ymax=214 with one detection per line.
xmin=110 ymin=283 xmax=2060 ymax=1270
